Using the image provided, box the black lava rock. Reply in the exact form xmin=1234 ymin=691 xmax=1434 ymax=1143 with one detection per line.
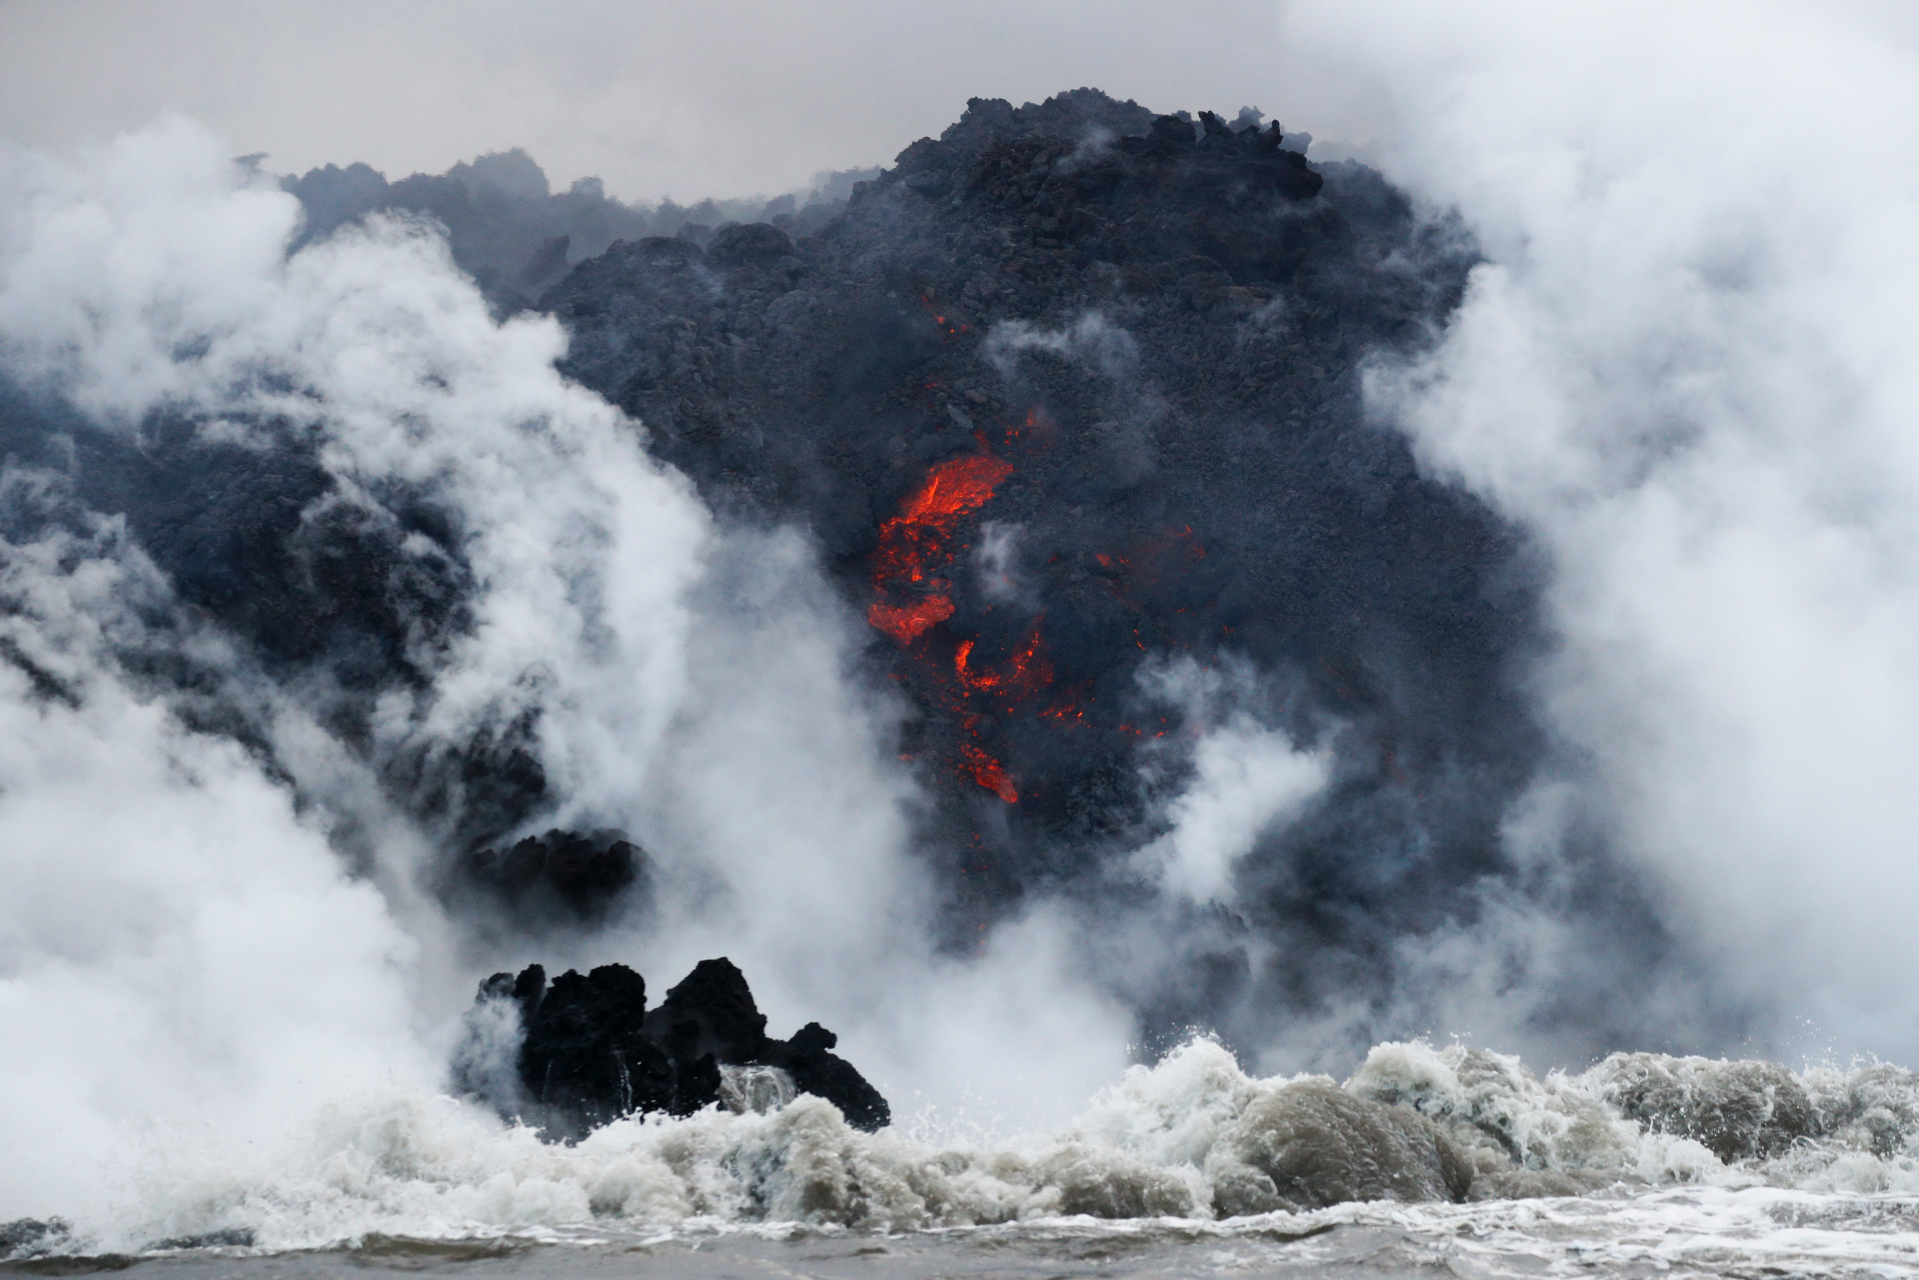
xmin=455 ymin=956 xmax=889 ymax=1139
xmin=458 ymin=827 xmax=647 ymax=925
xmin=645 ymin=956 xmax=771 ymax=1063
xmin=0 ymin=1219 xmax=69 ymax=1260
xmin=516 ymin=963 xmax=673 ymax=1138
xmin=763 ymin=1021 xmax=892 ymax=1132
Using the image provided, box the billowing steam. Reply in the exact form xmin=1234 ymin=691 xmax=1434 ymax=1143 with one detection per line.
xmin=0 ymin=507 xmax=428 ymax=1219
xmin=1286 ymin=0 xmax=1919 ymax=1066
xmin=0 ymin=120 xmax=1128 ymax=1225
xmin=1133 ymin=657 xmax=1330 ymax=904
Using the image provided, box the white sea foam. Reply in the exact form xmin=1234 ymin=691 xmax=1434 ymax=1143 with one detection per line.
xmin=13 ymin=1036 xmax=1909 ymax=1273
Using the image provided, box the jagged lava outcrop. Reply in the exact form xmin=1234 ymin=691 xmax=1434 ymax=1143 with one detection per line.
xmin=454 ymin=957 xmax=889 ymax=1140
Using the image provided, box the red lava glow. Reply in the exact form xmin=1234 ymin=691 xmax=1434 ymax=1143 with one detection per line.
xmin=868 ymin=455 xmax=1014 ymax=645
xmin=898 ymin=455 xmax=1014 ymax=523
xmin=961 ymin=742 xmax=1019 ymax=804
xmin=918 ymin=294 xmax=971 ymax=339
xmin=868 ymin=595 xmax=956 ymax=645
xmin=868 ymin=449 xmax=1048 ymax=803
xmin=1039 ymin=693 xmax=1089 ymax=725
xmin=1001 ymin=407 xmax=1056 ymax=450
xmin=954 ymin=616 xmax=1052 ymax=699
xmin=871 ymin=457 xmax=1014 ymax=588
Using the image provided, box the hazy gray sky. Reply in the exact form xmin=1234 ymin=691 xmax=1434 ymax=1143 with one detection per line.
xmin=0 ymin=0 xmax=1377 ymax=201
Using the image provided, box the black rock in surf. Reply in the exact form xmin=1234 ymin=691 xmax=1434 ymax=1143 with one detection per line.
xmin=453 ymin=956 xmax=889 ymax=1140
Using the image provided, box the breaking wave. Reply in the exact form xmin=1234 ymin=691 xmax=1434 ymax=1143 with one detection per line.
xmin=16 ymin=1037 xmax=1919 ymax=1258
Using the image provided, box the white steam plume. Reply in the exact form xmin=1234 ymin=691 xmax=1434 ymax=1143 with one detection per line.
xmin=0 ymin=507 xmax=427 ymax=1220
xmin=1135 ymin=658 xmax=1329 ymax=905
xmin=1287 ymin=0 xmax=1919 ymax=1065
xmin=0 ymin=118 xmax=1131 ymax=1231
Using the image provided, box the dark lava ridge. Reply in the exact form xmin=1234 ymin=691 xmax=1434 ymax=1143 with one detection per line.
xmin=454 ymin=956 xmax=889 ymax=1140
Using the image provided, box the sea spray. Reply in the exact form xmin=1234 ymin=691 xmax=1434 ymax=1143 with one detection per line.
xmin=11 ymin=1036 xmax=1919 ymax=1258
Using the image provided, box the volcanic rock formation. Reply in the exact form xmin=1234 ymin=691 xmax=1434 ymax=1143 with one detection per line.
xmin=278 ymin=147 xmax=876 ymax=313
xmin=0 ymin=1219 xmax=69 ymax=1262
xmin=541 ymin=89 xmax=1549 ymax=1044
xmin=0 ymin=87 xmax=1617 ymax=1063
xmin=457 ymin=828 xmax=647 ymax=926
xmin=453 ymin=956 xmax=890 ymax=1140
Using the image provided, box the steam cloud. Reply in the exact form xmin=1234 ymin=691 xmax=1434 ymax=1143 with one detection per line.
xmin=0 ymin=121 xmax=1128 ymax=1226
xmin=1284 ymin=0 xmax=1919 ymax=1065
xmin=1134 ymin=658 xmax=1330 ymax=905
xmin=1 ymin=0 xmax=1916 ymax=1238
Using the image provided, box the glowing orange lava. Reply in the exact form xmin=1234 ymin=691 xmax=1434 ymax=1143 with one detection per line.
xmin=960 ymin=742 xmax=1019 ymax=804
xmin=893 ymin=455 xmax=1013 ymax=528
xmin=868 ymin=596 xmax=956 ymax=645
xmin=868 ymin=455 xmax=1015 ymax=645
xmin=867 ymin=442 xmax=1061 ymax=806
xmin=954 ymin=616 xmax=1052 ymax=699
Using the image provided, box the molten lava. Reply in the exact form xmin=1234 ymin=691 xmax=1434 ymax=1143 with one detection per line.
xmin=954 ymin=616 xmax=1052 ymax=699
xmin=867 ymin=452 xmax=1030 ymax=801
xmin=867 ymin=455 xmax=1015 ymax=644
xmin=868 ymin=596 xmax=956 ymax=645
xmin=882 ymin=456 xmax=1013 ymax=543
xmin=867 ymin=446 xmax=1074 ymax=806
xmin=960 ymin=743 xmax=1019 ymax=804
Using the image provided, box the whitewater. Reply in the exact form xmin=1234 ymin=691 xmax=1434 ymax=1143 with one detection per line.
xmin=6 ymin=1039 xmax=1919 ymax=1277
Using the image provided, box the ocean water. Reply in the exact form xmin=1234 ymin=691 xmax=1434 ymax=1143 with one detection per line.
xmin=14 ymin=1199 xmax=1919 ymax=1280
xmin=10 ymin=1040 xmax=1919 ymax=1279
